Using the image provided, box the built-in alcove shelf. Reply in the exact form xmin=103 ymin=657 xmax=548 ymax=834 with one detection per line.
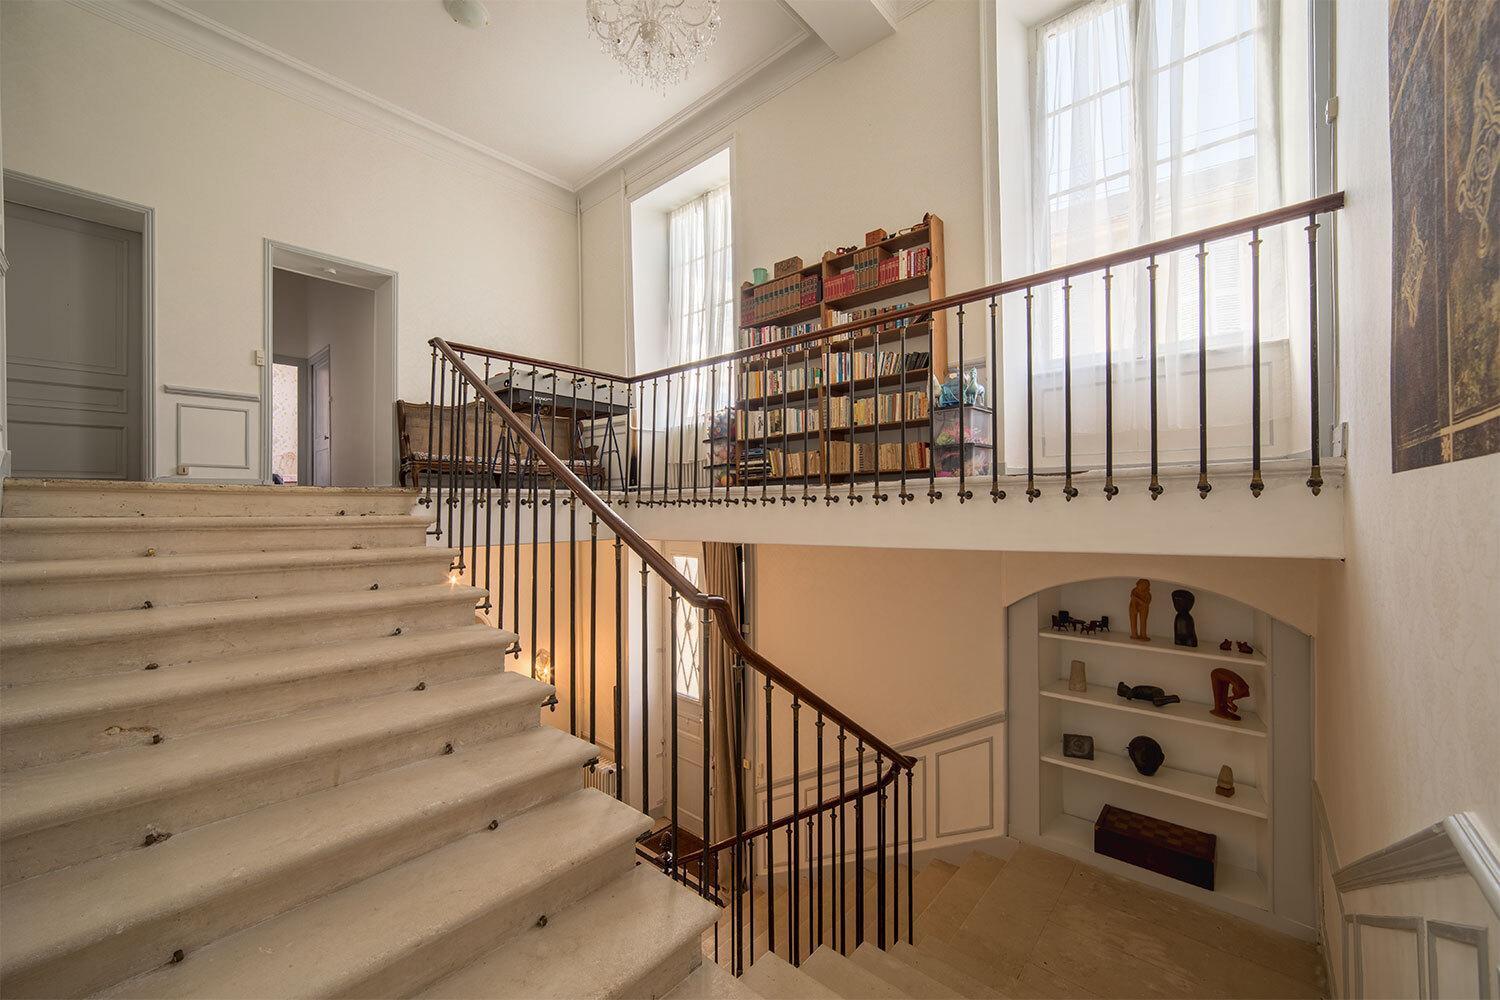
xmin=1041 ymin=749 xmax=1270 ymax=818
xmin=1039 ymin=627 xmax=1270 ymax=669
xmin=1040 ymin=680 xmax=1268 ymax=738
xmin=1008 ymin=577 xmax=1317 ymax=937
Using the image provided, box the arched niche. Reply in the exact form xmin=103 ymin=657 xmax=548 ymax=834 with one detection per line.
xmin=1005 ymin=575 xmax=1316 ymax=939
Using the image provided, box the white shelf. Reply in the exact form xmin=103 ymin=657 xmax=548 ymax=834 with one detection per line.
xmin=1041 ymin=748 xmax=1269 ymax=819
xmin=1041 ymin=680 xmax=1267 ymax=738
xmin=1040 ymin=813 xmax=1270 ymax=911
xmin=1039 ymin=627 xmax=1269 ymax=668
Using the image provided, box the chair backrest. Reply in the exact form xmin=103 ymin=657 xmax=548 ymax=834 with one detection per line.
xmin=396 ymin=400 xmax=577 ymax=463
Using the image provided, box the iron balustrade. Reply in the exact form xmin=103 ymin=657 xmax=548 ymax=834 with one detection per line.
xmin=424 ymin=340 xmax=917 ymax=975
xmin=444 ymin=191 xmax=1343 ymax=507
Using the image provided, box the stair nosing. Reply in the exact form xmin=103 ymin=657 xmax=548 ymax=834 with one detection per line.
xmin=0 ymin=583 xmax=488 ymax=650
xmin=1 ymin=514 xmax=433 ymax=533
xmin=0 ymin=546 xmax=456 ymax=584
xmin=0 ymin=624 xmax=515 ymax=730
xmin=0 ymin=726 xmax=596 ymax=978
xmin=0 ymin=672 xmax=551 ymax=840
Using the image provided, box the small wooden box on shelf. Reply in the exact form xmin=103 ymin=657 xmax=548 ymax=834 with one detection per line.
xmin=730 ymin=214 xmax=947 ymax=488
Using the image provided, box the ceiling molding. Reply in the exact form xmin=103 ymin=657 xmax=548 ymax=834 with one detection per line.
xmin=70 ymin=0 xmax=578 ymax=214
xmin=574 ymin=28 xmax=826 ymax=193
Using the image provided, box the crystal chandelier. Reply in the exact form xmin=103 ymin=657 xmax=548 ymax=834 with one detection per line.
xmin=586 ymin=0 xmax=722 ymax=91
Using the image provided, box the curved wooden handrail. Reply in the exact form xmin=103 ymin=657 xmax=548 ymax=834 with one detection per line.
xmin=432 ymin=338 xmax=917 ymax=771
xmin=446 ymin=191 xmax=1345 ymax=385
xmin=674 ymin=760 xmax=902 ymax=868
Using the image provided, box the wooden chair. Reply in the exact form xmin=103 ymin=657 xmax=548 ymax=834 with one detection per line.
xmin=396 ymin=400 xmax=604 ymax=489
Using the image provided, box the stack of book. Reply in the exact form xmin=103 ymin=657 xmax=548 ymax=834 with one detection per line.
xmin=741 ymin=273 xmax=821 ymax=326
xmin=766 ymin=448 xmax=821 ymax=479
xmin=738 ymin=446 xmax=771 ymax=481
xmin=826 ymin=390 xmax=930 ymax=430
xmin=876 ymin=246 xmax=930 ymax=285
xmin=745 ymin=362 xmax=824 ymax=399
xmin=826 ymin=441 xmax=931 ymax=475
xmin=828 ymin=303 xmax=920 ymax=338
xmin=739 ymin=406 xmax=820 ymax=440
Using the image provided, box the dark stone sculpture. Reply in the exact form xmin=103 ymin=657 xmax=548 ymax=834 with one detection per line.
xmin=1063 ymin=734 xmax=1094 ymax=760
xmin=1209 ymin=667 xmax=1251 ymax=721
xmin=1126 ymin=736 xmax=1166 ymax=776
xmin=1116 ymin=682 xmax=1181 ymax=708
xmin=1171 ymin=588 xmax=1197 ymax=647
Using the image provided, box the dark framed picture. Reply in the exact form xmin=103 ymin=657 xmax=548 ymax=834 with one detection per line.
xmin=1062 ymin=733 xmax=1094 ymax=760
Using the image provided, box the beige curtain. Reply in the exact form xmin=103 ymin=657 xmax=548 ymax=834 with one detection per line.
xmin=702 ymin=541 xmax=743 ymax=890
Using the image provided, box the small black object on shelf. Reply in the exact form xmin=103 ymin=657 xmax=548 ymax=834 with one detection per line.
xmin=1116 ymin=682 xmax=1181 ymax=708
xmin=1062 ymin=734 xmax=1095 ymax=760
xmin=1126 ymin=736 xmax=1166 ymax=776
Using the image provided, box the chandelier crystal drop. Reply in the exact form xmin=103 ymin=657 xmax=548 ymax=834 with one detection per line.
xmin=586 ymin=0 xmax=722 ymax=91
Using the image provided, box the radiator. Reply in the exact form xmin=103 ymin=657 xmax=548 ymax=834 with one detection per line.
xmin=586 ymin=758 xmax=618 ymax=797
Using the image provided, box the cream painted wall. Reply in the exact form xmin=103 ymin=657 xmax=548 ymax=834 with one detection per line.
xmin=581 ymin=178 xmax=630 ymax=376
xmin=1 ymin=1 xmax=579 ymax=480
xmin=1314 ymin=0 xmax=1500 ymax=875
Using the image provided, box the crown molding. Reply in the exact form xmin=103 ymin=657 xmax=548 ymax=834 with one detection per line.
xmin=575 ymin=31 xmax=834 ymax=195
xmin=70 ymin=0 xmax=578 ymax=214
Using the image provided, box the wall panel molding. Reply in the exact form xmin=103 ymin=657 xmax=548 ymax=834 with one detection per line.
xmin=162 ymin=383 xmax=260 ymax=402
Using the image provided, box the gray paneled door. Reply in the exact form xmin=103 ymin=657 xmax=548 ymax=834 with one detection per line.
xmin=5 ymin=202 xmax=143 ymax=480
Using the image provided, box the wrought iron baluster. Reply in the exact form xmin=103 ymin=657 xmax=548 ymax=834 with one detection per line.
xmin=790 ymin=695 xmax=801 ymax=964
xmin=1196 ymin=244 xmax=1212 ymax=498
xmin=741 ymin=359 xmax=750 ymax=507
xmin=899 ymin=322 xmax=911 ymax=504
xmin=432 ymin=355 xmax=446 ymax=538
xmin=496 ymin=430 xmax=509 ymax=631
xmin=423 ymin=346 xmax=438 ymax=512
xmin=677 ymin=369 xmax=688 ymax=506
xmin=803 ymin=351 xmax=815 ymax=503
xmin=589 ymin=510 xmax=598 ymax=746
xmin=905 ymin=767 xmax=914 ymax=944
xmin=874 ymin=325 xmax=886 ymax=504
xmin=764 ymin=676 xmax=775 ymax=958
xmin=614 ymin=535 xmax=624 ymax=799
xmin=569 ymin=376 xmax=579 ymax=735
xmin=1103 ymin=269 xmax=1119 ymax=499
xmin=1306 ymin=214 xmax=1323 ymax=496
xmin=785 ymin=822 xmax=795 ymax=962
xmin=669 ymin=590 xmax=680 ymax=880
xmin=927 ymin=315 xmax=940 ymax=504
xmin=625 ymin=381 xmax=637 ymax=506
xmin=708 ymin=364 xmax=720 ymax=506
xmin=781 ymin=351 xmax=792 ymax=505
xmin=989 ymin=297 xmax=1004 ymax=501
xmin=700 ymin=606 xmax=711 ymax=898
xmin=761 ymin=355 xmax=773 ymax=506
xmin=479 ymin=359 xmax=492 ymax=604
xmin=854 ymin=740 xmax=865 ymax=948
xmin=446 ymin=367 xmax=461 ymax=539
xmin=876 ymin=752 xmax=886 ymax=949
xmin=1062 ymin=282 xmax=1078 ymax=501
xmin=1024 ymin=289 xmax=1039 ymax=502
xmin=529 ymin=369 xmax=541 ymax=676
xmin=734 ymin=658 xmax=747 ymax=973
xmin=1250 ymin=229 xmax=1264 ymax=497
xmin=815 ymin=713 xmax=825 ymax=950
xmin=1148 ymin=256 xmax=1163 ymax=500
xmin=958 ymin=305 xmax=971 ymax=502
xmin=837 ymin=728 xmax=847 ymax=954
xmin=824 ymin=345 xmax=835 ymax=507
xmin=455 ymin=371 xmax=467 ymax=569
xmin=639 ymin=561 xmax=650 ymax=814
xmin=649 ymin=378 xmax=660 ymax=507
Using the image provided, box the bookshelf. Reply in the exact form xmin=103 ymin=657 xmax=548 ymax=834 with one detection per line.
xmin=1006 ymin=578 xmax=1318 ymax=936
xmin=731 ymin=215 xmax=947 ymax=487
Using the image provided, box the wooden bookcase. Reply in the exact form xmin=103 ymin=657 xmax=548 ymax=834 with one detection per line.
xmin=730 ymin=215 xmax=947 ymax=487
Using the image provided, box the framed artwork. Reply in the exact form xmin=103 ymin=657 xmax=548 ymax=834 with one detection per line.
xmin=1388 ymin=0 xmax=1500 ymax=471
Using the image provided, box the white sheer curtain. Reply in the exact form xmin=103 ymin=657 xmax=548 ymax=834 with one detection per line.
xmin=1008 ymin=0 xmax=1301 ymax=472
xmin=664 ymin=185 xmax=733 ymax=487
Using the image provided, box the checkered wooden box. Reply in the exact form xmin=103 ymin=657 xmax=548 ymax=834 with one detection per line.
xmin=1094 ymin=804 xmax=1216 ymax=891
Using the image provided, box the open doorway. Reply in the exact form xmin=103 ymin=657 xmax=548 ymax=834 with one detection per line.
xmin=4 ymin=173 xmax=154 ymax=480
xmin=265 ymin=243 xmax=396 ymax=487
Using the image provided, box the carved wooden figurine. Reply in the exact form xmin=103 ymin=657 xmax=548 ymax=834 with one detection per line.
xmin=1128 ymin=579 xmax=1152 ymax=641
xmin=1209 ymin=667 xmax=1251 ymax=721
xmin=1216 ymin=765 xmax=1236 ymax=797
xmin=1171 ymin=588 xmax=1198 ymax=647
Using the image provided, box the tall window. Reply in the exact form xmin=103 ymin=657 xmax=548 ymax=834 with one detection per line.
xmin=1012 ymin=0 xmax=1305 ymax=469
xmin=667 ymin=184 xmax=734 ymax=382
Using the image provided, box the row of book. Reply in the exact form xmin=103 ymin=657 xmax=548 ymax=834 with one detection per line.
xmin=827 ymin=390 xmax=932 ymax=430
xmin=826 ymin=441 xmax=932 ymax=475
xmin=738 ymin=405 xmax=821 ymax=440
xmin=744 ymin=364 xmax=824 ymax=398
xmin=826 ymin=350 xmax=931 ymax=383
xmin=741 ymin=273 xmax=821 ymax=326
xmin=739 ymin=319 xmax=820 ymax=353
xmin=824 ymin=245 xmax=930 ymax=301
xmin=765 ymin=447 xmax=820 ymax=480
xmin=829 ymin=302 xmax=923 ymax=335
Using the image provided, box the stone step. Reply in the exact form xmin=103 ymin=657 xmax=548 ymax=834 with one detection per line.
xmin=800 ymin=946 xmax=903 ymax=998
xmin=0 ymin=513 xmax=433 ymax=561
xmin=888 ymin=942 xmax=1004 ymax=1000
xmin=0 ymin=479 xmax=418 ymax=518
xmin=850 ymin=942 xmax=961 ymax=998
xmin=417 ymin=863 xmax=722 ymax=1000
xmin=105 ymin=789 xmax=647 ymax=999
xmin=0 ymin=671 xmax=550 ymax=883
xmin=741 ymin=953 xmax=840 ymax=1000
xmin=666 ymin=958 xmax=765 ymax=999
xmin=0 ymin=546 xmax=457 ymax=618
xmin=0 ymin=582 xmax=488 ymax=685
xmin=0 ymin=725 xmax=593 ymax=999
xmin=1 ymin=625 xmax=514 ymax=771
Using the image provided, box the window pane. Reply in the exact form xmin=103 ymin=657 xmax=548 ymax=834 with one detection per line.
xmin=671 ymin=555 xmax=701 ymax=700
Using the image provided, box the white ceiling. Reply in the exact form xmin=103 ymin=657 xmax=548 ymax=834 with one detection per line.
xmin=179 ymin=0 xmax=809 ymax=189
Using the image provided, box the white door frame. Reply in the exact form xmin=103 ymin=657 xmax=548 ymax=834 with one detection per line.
xmin=4 ymin=171 xmax=156 ymax=479
xmin=262 ymin=240 xmax=398 ymax=486
xmin=308 ymin=345 xmax=332 ymax=487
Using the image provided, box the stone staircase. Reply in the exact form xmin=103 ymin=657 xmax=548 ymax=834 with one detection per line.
xmin=0 ymin=479 xmax=722 ymax=999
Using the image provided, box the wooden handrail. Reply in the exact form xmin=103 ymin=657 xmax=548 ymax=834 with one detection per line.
xmin=446 ymin=191 xmax=1345 ymax=385
xmin=675 ymin=760 xmax=902 ymax=867
xmin=432 ymin=338 xmax=917 ymax=771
